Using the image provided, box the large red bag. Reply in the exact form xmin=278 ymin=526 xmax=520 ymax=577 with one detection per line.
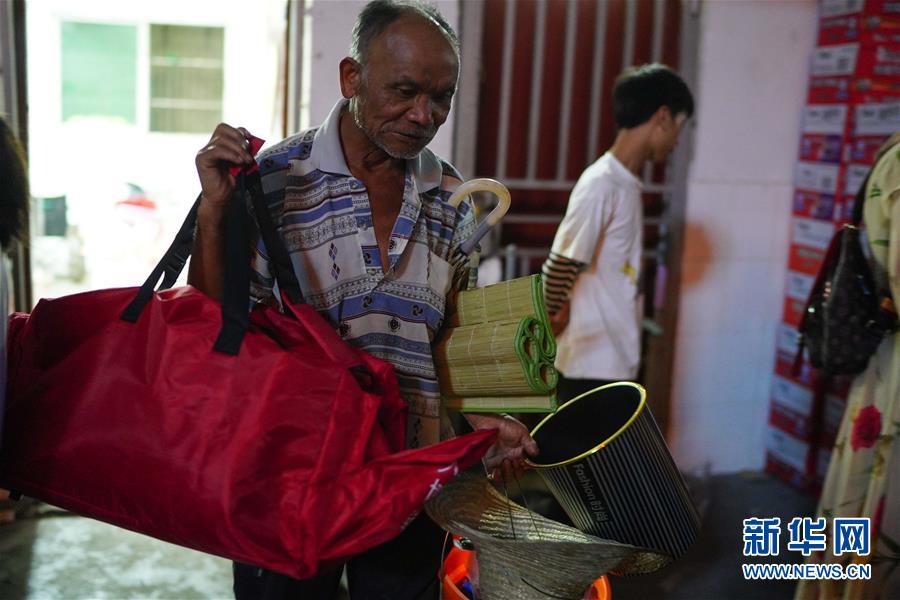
xmin=0 ymin=172 xmax=494 ymax=579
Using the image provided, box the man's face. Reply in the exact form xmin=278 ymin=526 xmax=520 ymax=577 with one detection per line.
xmin=346 ymin=16 xmax=459 ymax=159
xmin=650 ymin=109 xmax=688 ymax=163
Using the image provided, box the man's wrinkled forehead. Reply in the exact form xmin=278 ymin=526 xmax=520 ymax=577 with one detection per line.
xmin=365 ymin=14 xmax=458 ymax=67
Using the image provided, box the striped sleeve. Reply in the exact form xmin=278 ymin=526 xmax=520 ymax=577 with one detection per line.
xmin=541 ymin=251 xmax=586 ymax=315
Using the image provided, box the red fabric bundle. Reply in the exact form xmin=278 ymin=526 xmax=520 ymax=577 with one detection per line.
xmin=0 ymin=287 xmax=494 ymax=578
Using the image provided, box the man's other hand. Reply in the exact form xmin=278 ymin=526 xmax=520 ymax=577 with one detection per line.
xmin=550 ymin=301 xmax=570 ymax=336
xmin=465 ymin=413 xmax=539 ymax=481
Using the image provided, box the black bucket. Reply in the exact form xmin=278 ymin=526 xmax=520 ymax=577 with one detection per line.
xmin=526 ymin=382 xmax=699 ymax=558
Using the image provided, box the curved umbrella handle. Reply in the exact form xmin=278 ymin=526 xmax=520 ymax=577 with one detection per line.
xmin=447 ymin=178 xmax=511 ymax=255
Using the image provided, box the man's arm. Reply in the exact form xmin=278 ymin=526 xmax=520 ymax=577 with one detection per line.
xmin=188 ymin=124 xmax=256 ymax=300
xmin=188 ymin=201 xmax=228 ymax=301
xmin=542 ymin=173 xmax=609 ymax=335
xmin=541 ymin=251 xmax=586 ymax=335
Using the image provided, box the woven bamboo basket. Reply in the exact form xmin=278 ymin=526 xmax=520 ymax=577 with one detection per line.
xmin=426 ymin=470 xmax=671 ymax=599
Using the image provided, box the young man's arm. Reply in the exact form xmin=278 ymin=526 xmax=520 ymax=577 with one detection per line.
xmin=542 ymin=172 xmax=608 ymax=336
xmin=541 ymin=251 xmax=586 ymax=335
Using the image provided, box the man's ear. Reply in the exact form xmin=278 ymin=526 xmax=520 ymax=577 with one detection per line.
xmin=653 ymin=105 xmax=673 ymax=130
xmin=339 ymin=57 xmax=363 ymax=99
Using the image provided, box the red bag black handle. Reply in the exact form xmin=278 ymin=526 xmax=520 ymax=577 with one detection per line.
xmin=119 ymin=196 xmax=202 ymax=323
xmin=121 ymin=171 xmax=302 ymax=356
xmin=212 ymin=173 xmax=253 ymax=354
xmin=244 ymin=171 xmax=304 ymax=306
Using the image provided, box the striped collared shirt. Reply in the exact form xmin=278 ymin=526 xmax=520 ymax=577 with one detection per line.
xmin=250 ymin=99 xmax=476 ymax=448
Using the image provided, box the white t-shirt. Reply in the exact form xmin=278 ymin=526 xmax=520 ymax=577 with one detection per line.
xmin=551 ymin=152 xmax=644 ymax=380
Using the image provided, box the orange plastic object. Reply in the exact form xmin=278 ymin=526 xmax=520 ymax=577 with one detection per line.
xmin=588 ymin=575 xmax=612 ymax=600
xmin=442 ymin=546 xmax=475 ymax=599
xmin=442 ymin=574 xmax=471 ymax=600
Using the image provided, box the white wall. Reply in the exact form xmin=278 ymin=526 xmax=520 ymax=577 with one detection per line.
xmin=26 ymin=0 xmax=287 ymax=297
xmin=668 ymin=0 xmax=818 ymax=474
xmin=27 ymin=0 xmax=286 ymax=203
xmin=305 ymin=0 xmax=459 ymax=161
xmin=0 ymin=1 xmax=13 ymax=123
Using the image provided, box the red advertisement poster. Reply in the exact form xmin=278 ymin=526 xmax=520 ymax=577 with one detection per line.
xmin=818 ymin=13 xmax=900 ymax=46
xmin=788 ymin=243 xmax=827 ymax=275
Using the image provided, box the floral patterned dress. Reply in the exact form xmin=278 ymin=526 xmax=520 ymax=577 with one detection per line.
xmin=796 ymin=138 xmax=900 ymax=600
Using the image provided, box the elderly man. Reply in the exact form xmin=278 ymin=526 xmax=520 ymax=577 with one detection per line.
xmin=190 ymin=1 xmax=537 ymax=598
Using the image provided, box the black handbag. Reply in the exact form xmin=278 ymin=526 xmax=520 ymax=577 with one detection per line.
xmin=795 ymin=173 xmax=898 ymax=376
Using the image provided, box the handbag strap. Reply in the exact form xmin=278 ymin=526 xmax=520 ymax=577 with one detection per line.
xmin=792 ymin=224 xmax=845 ymax=374
xmin=795 ymin=169 xmax=872 ymax=356
xmin=244 ymin=171 xmax=304 ymax=305
xmin=121 ymin=170 xmax=303 ymax=356
xmin=120 ymin=196 xmax=201 ymax=323
xmin=212 ymin=173 xmax=253 ymax=355
xmin=851 ymin=170 xmax=870 ymax=227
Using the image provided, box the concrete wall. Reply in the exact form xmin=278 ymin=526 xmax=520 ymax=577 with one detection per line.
xmin=0 ymin=2 xmax=9 ymax=120
xmin=667 ymin=0 xmax=818 ymax=473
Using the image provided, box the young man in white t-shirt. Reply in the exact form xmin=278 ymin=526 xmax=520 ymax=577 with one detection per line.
xmin=543 ymin=64 xmax=693 ymax=404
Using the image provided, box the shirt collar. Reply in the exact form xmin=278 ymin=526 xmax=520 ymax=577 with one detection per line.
xmin=605 ymin=152 xmax=644 ymax=189
xmin=311 ymin=98 xmax=444 ymax=193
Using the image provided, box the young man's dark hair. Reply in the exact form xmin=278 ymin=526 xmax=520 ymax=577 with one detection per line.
xmin=0 ymin=118 xmax=28 ymax=250
xmin=612 ymin=63 xmax=694 ymax=129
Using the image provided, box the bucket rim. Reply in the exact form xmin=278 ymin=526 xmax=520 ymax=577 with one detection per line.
xmin=524 ymin=381 xmax=647 ymax=469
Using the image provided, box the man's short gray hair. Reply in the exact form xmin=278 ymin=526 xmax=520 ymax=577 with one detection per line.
xmin=350 ymin=0 xmax=460 ymax=65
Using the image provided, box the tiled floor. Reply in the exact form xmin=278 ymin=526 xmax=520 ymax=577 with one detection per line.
xmin=0 ymin=471 xmax=816 ymax=599
xmin=0 ymin=503 xmax=233 ymax=599
xmin=608 ymin=471 xmax=816 ymax=600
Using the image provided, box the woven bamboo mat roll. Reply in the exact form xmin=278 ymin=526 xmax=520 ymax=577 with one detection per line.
xmin=435 ymin=316 xmax=556 ymax=396
xmin=447 ymin=274 xmax=550 ymax=330
xmin=442 ymin=394 xmax=558 ymax=412
xmin=436 ymin=275 xmax=558 ymax=410
xmin=426 ymin=471 xmax=671 ymax=599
